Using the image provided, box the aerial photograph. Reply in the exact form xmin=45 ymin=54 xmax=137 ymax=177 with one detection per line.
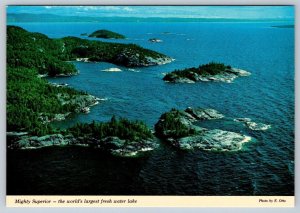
xmin=6 ymin=6 xmax=294 ymax=196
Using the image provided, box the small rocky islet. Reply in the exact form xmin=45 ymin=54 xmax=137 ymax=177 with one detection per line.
xmin=163 ymin=62 xmax=251 ymax=83
xmin=149 ymin=38 xmax=163 ymax=43
xmin=234 ymin=118 xmax=271 ymax=131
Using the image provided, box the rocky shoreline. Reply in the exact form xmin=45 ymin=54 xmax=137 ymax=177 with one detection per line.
xmin=8 ymin=104 xmax=272 ymax=156
xmin=155 ymin=107 xmax=252 ymax=152
xmin=38 ymin=94 xmax=101 ymax=123
xmin=7 ymin=133 xmax=158 ymax=158
xmin=76 ymin=55 xmax=174 ymax=67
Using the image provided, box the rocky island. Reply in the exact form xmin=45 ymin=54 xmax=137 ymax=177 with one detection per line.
xmin=88 ymin=29 xmax=126 ymax=39
xmin=163 ymin=62 xmax=250 ymax=83
xmin=155 ymin=107 xmax=251 ymax=151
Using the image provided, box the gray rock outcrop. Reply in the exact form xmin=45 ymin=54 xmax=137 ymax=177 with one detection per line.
xmin=155 ymin=107 xmax=252 ymax=152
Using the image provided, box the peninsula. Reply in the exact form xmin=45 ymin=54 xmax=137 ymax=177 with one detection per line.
xmin=7 ymin=25 xmax=173 ymax=77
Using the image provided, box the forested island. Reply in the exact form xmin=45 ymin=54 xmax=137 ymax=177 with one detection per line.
xmin=88 ymin=29 xmax=126 ymax=39
xmin=163 ymin=62 xmax=250 ymax=83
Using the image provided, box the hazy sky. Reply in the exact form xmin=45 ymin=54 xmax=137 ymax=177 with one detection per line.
xmin=7 ymin=6 xmax=294 ymax=19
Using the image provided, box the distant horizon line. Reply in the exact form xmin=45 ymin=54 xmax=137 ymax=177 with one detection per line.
xmin=7 ymin=13 xmax=294 ymax=22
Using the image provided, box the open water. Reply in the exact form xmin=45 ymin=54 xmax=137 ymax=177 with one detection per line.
xmin=7 ymin=21 xmax=294 ymax=195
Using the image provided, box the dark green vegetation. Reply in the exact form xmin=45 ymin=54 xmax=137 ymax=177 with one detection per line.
xmin=7 ymin=26 xmax=163 ymax=143
xmin=64 ymin=36 xmax=169 ymax=67
xmin=155 ymin=109 xmax=196 ymax=139
xmin=88 ymin=29 xmax=126 ymax=39
xmin=7 ymin=67 xmax=87 ymax=135
xmin=8 ymin=25 xmax=170 ymax=75
xmin=163 ymin=62 xmax=231 ymax=81
xmin=68 ymin=116 xmax=153 ymax=142
xmin=7 ymin=26 xmax=77 ymax=76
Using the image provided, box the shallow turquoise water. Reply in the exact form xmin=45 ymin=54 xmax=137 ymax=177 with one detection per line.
xmin=7 ymin=22 xmax=294 ymax=195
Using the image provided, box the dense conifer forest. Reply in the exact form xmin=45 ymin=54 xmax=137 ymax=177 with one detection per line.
xmin=7 ymin=26 xmax=160 ymax=140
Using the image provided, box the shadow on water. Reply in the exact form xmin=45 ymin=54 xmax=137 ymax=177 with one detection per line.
xmin=7 ymin=146 xmax=148 ymax=195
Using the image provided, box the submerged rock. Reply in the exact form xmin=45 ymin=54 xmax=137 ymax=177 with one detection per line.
xmin=234 ymin=118 xmax=271 ymax=131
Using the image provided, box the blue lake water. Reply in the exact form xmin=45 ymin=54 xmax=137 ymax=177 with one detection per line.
xmin=7 ymin=22 xmax=294 ymax=195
